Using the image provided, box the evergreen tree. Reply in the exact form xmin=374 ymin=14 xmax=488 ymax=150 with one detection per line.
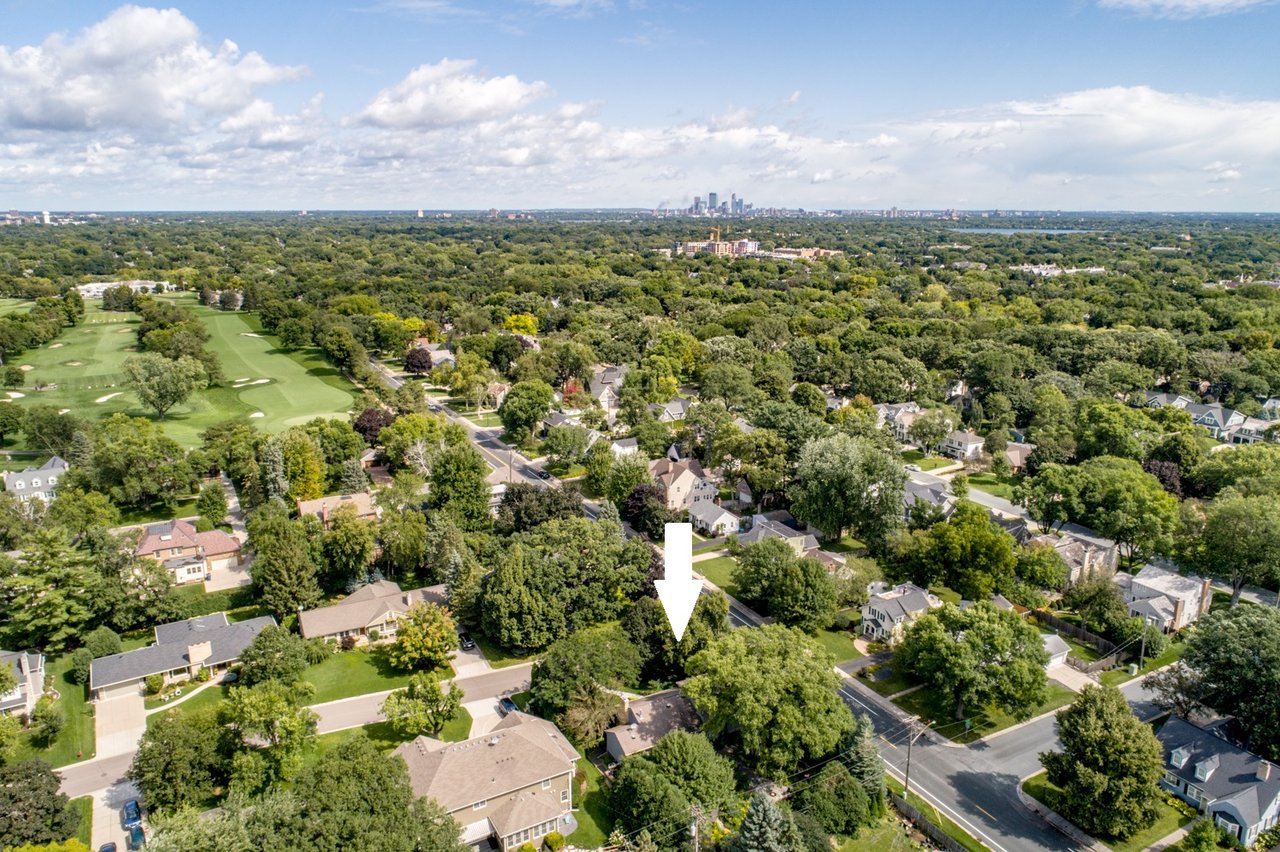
xmin=729 ymin=792 xmax=803 ymax=852
xmin=843 ymin=714 xmax=886 ymax=818
xmin=338 ymin=457 xmax=370 ymax=494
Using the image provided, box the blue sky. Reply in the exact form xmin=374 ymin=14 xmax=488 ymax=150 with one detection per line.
xmin=2 ymin=0 xmax=1279 ymax=210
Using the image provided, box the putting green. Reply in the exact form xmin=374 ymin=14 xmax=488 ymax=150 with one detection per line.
xmin=9 ymin=295 xmax=357 ymax=447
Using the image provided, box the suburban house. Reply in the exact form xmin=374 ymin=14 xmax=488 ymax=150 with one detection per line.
xmin=1020 ymin=530 xmax=1118 ymax=586
xmin=650 ymin=397 xmax=692 ymax=423
xmin=299 ymin=581 xmax=446 ymax=644
xmin=942 ymin=429 xmax=985 ymax=461
xmin=1041 ymin=634 xmax=1070 ymax=669
xmin=1004 ymin=442 xmax=1036 ymax=472
xmin=589 ymin=365 xmax=628 ymax=422
xmin=649 ymin=458 xmax=718 ymax=513
xmin=1158 ymin=717 xmax=1280 ymax=847
xmin=1145 ymin=391 xmax=1196 ymax=410
xmin=861 ymin=583 xmax=943 ymax=644
xmin=411 ymin=339 xmax=455 ymax=368
xmin=1122 ymin=565 xmax=1212 ymax=632
xmin=605 ymin=688 xmax=701 ymax=763
xmin=0 ymin=649 xmax=44 ymax=717
xmin=296 ymin=491 xmax=380 ymax=528
xmin=2 ymin=456 xmax=69 ymax=505
xmin=902 ymin=480 xmax=957 ymax=522
xmin=610 ymin=438 xmax=639 ymax=459
xmin=394 ymin=712 xmax=580 ymax=852
xmin=542 ymin=411 xmax=580 ymax=432
xmin=134 ymin=518 xmax=243 ymax=586
xmin=734 ymin=478 xmax=754 ymax=505
xmin=88 ymin=613 xmax=275 ymax=699
xmin=887 ymin=408 xmax=923 ymax=444
xmin=1143 ymin=391 xmax=1276 ymax=445
xmin=484 ymin=382 xmax=511 ymax=410
xmin=737 ymin=512 xmax=820 ymax=555
xmin=689 ymin=501 xmax=741 ymax=537
xmin=873 ymin=402 xmax=921 ymax=441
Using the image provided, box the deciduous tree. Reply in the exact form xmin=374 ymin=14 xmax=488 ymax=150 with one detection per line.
xmin=123 ymin=352 xmax=208 ymax=419
xmin=386 ymin=602 xmax=458 ymax=671
xmin=381 ymin=674 xmax=463 ymax=738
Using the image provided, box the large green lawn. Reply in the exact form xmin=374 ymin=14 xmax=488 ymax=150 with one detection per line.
xmin=146 ymin=684 xmax=232 ymax=727
xmin=11 ymin=652 xmax=96 ymax=766
xmin=1022 ymin=772 xmax=1192 ymax=852
xmin=812 ymin=622 xmax=864 ymax=664
xmin=572 ymin=757 xmax=612 ymax=849
xmin=695 ymin=556 xmax=741 ymax=598
xmin=966 ymin=472 xmax=1020 ymax=501
xmin=472 ymin=633 xmax=539 ymax=669
xmin=11 ymin=296 xmax=358 ymax=447
xmin=893 ymin=682 xmax=1077 ymax=744
xmin=304 ymin=649 xmax=428 ymax=705
xmin=900 ymin=449 xmax=953 ymax=471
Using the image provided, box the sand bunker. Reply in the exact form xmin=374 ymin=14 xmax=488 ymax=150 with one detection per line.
xmin=49 ymin=343 xmax=63 ymax=349
xmin=58 ymin=409 xmax=71 ymax=414
xmin=235 ymin=378 xmax=250 ymax=383
xmin=65 ymin=361 xmax=83 ymax=367
xmin=95 ymin=392 xmax=123 ymax=403
xmin=6 ymin=391 xmax=24 ymax=399
xmin=240 ymin=332 xmax=262 ymax=338
xmin=233 ymin=378 xmax=270 ymax=388
xmin=19 ymin=365 xmax=33 ymax=371
xmin=117 ymin=328 xmax=132 ymax=334
xmin=250 ymin=412 xmax=265 ymax=418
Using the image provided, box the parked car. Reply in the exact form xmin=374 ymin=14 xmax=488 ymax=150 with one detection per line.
xmin=905 ymin=464 xmax=921 ymax=472
xmin=122 ymin=799 xmax=142 ymax=828
xmin=458 ymin=631 xmax=476 ymax=651
xmin=221 ymin=670 xmax=240 ymax=684
xmin=127 ymin=825 xmax=146 ymax=850
xmin=99 ymin=844 xmax=118 ymax=852
xmin=497 ymin=697 xmax=519 ymax=717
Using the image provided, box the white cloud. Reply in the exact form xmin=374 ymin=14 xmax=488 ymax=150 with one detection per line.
xmin=357 ymin=59 xmax=551 ymax=129
xmin=0 ymin=5 xmax=304 ymax=132
xmin=1098 ymin=0 xmax=1275 ymax=17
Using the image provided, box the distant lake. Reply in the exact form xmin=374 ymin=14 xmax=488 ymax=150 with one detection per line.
xmin=951 ymin=227 xmax=1096 ymax=235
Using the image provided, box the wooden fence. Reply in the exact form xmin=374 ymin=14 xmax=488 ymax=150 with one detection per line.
xmin=889 ymin=792 xmax=982 ymax=852
xmin=1030 ymin=611 xmax=1120 ymax=656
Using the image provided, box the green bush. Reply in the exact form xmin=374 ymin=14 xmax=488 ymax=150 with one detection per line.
xmin=304 ymin=637 xmax=336 ymax=664
xmin=69 ymin=648 xmax=94 ymax=685
xmin=544 ymin=831 xmax=566 ymax=851
xmin=144 ymin=674 xmax=165 ymax=695
xmin=368 ymin=628 xmax=382 ymax=643
xmin=194 ymin=667 xmax=212 ymax=683
xmin=85 ymin=625 xmax=122 ymax=658
xmin=518 ymin=843 xmax=537 ymax=852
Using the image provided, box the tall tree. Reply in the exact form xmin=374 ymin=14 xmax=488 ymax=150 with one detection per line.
xmin=238 ymin=625 xmax=309 ymax=686
xmin=790 ymin=432 xmax=905 ymax=548
xmin=497 ymin=380 xmax=554 ymax=444
xmin=1040 ymin=686 xmax=1163 ymax=840
xmin=386 ymin=602 xmax=458 ymax=671
xmin=480 ymin=543 xmax=565 ymax=652
xmin=323 ymin=504 xmax=377 ymax=589
xmin=122 ymin=352 xmax=208 ymax=419
xmin=128 ymin=710 xmax=226 ymax=813
xmin=729 ymin=792 xmax=803 ymax=852
xmin=0 ymin=760 xmax=80 ymax=848
xmin=246 ymin=504 xmax=322 ymax=620
xmin=0 ymin=529 xmax=100 ymax=652
xmin=218 ymin=681 xmax=318 ymax=786
xmin=428 ymin=443 xmax=490 ymax=530
xmin=647 ymin=731 xmax=738 ymax=814
xmin=1182 ymin=494 xmax=1280 ymax=606
xmin=898 ymin=602 xmax=1049 ymax=721
xmin=381 ymin=674 xmax=463 ymax=738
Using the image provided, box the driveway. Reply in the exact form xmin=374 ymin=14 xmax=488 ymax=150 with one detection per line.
xmin=93 ymin=778 xmax=140 ymax=852
xmin=94 ymin=693 xmax=146 ymax=758
xmin=1048 ymin=664 xmax=1097 ymax=693
xmin=462 ymin=697 xmax=502 ymax=737
xmin=451 ymin=642 xmax=493 ymax=679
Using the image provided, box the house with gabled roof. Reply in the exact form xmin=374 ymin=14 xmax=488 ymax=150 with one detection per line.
xmin=0 ymin=649 xmax=44 ymax=718
xmin=394 ymin=711 xmax=580 ymax=852
xmin=135 ymin=518 xmax=243 ymax=586
xmin=942 ymin=429 xmax=985 ymax=461
xmin=650 ymin=397 xmax=692 ymax=423
xmin=649 ymin=458 xmax=717 ymax=513
xmin=299 ymin=581 xmax=446 ymax=644
xmin=737 ymin=511 xmax=820 ymax=555
xmin=1125 ymin=565 xmax=1211 ymax=632
xmin=689 ymin=501 xmax=741 ymax=537
xmin=605 ymin=689 xmax=700 ymax=763
xmin=2 ymin=456 xmax=68 ymax=505
xmin=1158 ymin=717 xmax=1280 ymax=847
xmin=296 ymin=491 xmax=380 ymax=528
xmin=589 ymin=365 xmax=628 ymax=422
xmin=860 ymin=582 xmax=942 ymax=644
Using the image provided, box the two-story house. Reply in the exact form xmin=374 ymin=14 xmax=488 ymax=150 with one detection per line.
xmin=134 ymin=518 xmax=244 ymax=586
xmin=736 ymin=512 xmax=820 ymax=556
xmin=0 ymin=649 xmax=45 ymax=718
xmin=2 ymin=456 xmax=69 ymax=505
xmin=1158 ymin=717 xmax=1280 ymax=847
xmin=860 ymin=583 xmax=942 ymax=644
xmin=296 ymin=491 xmax=380 ymax=528
xmin=649 ymin=458 xmax=717 ymax=513
xmin=395 ymin=712 xmax=580 ymax=852
xmin=650 ymin=397 xmax=692 ymax=423
xmin=1123 ymin=565 xmax=1211 ymax=633
xmin=298 ymin=581 xmax=446 ymax=644
xmin=942 ymin=429 xmax=985 ymax=461
xmin=589 ymin=365 xmax=628 ymax=423
xmin=873 ymin=402 xmax=922 ymax=441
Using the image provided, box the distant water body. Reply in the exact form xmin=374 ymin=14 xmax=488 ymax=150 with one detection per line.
xmin=951 ymin=227 xmax=1095 ymax=235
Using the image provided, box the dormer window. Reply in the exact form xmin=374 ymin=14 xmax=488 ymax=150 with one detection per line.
xmin=1194 ymin=755 xmax=1219 ymax=782
xmin=13 ymin=482 xmax=22 ymax=490
xmin=31 ymin=478 xmax=40 ymax=487
xmin=1170 ymin=746 xmax=1190 ymax=769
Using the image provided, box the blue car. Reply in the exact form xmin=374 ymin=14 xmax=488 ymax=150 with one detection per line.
xmin=122 ymin=799 xmax=142 ymax=828
xmin=497 ymin=697 xmax=519 ymax=717
xmin=98 ymin=844 xmax=118 ymax=852
xmin=127 ymin=825 xmax=146 ymax=850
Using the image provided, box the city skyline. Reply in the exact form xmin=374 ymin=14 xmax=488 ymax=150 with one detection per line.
xmin=2 ymin=1 xmax=1280 ymax=211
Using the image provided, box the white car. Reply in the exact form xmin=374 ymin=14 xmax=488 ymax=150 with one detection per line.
xmin=905 ymin=464 xmax=922 ymax=472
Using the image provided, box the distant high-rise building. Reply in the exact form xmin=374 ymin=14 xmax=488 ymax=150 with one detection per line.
xmin=693 ymin=196 xmax=705 ymax=215
xmin=416 ymin=209 xmax=424 ymax=218
xmin=41 ymin=211 xmax=50 ymax=225
xmin=708 ymin=192 xmax=718 ymax=211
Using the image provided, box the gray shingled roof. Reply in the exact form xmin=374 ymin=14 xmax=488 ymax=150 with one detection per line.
xmin=90 ymin=614 xmax=275 ymax=691
xmin=1159 ymin=717 xmax=1280 ymax=827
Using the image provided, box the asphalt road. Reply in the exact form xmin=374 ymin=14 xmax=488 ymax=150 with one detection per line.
xmin=840 ymin=671 xmax=1161 ymax=852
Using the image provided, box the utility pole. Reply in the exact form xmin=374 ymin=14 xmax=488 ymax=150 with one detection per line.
xmin=690 ymin=804 xmax=701 ymax=852
xmin=903 ymin=717 xmax=925 ymax=802
xmin=1138 ymin=618 xmax=1148 ymax=670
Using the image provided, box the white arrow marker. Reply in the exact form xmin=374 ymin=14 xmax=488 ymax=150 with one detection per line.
xmin=656 ymin=522 xmax=702 ymax=641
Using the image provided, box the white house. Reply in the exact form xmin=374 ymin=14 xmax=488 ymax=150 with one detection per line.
xmin=860 ymin=583 xmax=942 ymax=644
xmin=941 ymin=429 xmax=985 ymax=460
xmin=1125 ymin=565 xmax=1212 ymax=632
xmin=649 ymin=458 xmax=717 ymax=513
xmin=1041 ymin=634 xmax=1070 ymax=669
xmin=689 ymin=502 xmax=740 ymax=537
xmin=2 ymin=456 xmax=69 ymax=505
xmin=650 ymin=398 xmax=692 ymax=423
xmin=0 ymin=650 xmax=44 ymax=718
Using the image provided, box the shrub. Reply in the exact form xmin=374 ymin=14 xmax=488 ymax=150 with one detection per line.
xmin=194 ymin=668 xmax=212 ymax=683
xmin=304 ymin=638 xmax=335 ymax=664
xmin=518 ymin=844 xmax=537 ymax=852
xmin=144 ymin=674 xmax=165 ymax=695
xmin=341 ymin=635 xmax=360 ymax=652
xmin=544 ymin=831 xmax=566 ymax=851
xmin=368 ymin=628 xmax=382 ymax=643
xmin=85 ymin=625 xmax=123 ymax=658
xmin=69 ymin=648 xmax=94 ymax=685
xmin=831 ymin=612 xmax=852 ymax=631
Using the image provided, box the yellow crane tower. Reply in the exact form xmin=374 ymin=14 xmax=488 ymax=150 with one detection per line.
xmin=709 ymin=227 xmax=721 ymax=242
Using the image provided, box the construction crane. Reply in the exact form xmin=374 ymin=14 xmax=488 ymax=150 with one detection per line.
xmin=709 ymin=227 xmax=721 ymax=242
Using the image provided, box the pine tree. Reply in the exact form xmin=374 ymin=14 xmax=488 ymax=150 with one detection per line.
xmin=67 ymin=430 xmax=95 ymax=467
xmin=338 ymin=457 xmax=370 ymax=494
xmin=262 ymin=438 xmax=288 ymax=502
xmin=729 ymin=792 xmax=803 ymax=852
xmin=843 ymin=714 xmax=886 ymax=817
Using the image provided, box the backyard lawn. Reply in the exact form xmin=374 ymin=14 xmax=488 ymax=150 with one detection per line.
xmin=966 ymin=472 xmax=1019 ymax=501
xmin=11 ymin=296 xmax=358 ymax=448
xmin=900 ymin=449 xmax=953 ymax=471
xmin=893 ymin=682 xmax=1077 ymax=744
xmin=695 ymin=556 xmax=741 ymax=598
xmin=572 ymin=757 xmax=612 ymax=849
xmin=10 ymin=652 xmax=96 ymax=766
xmin=1022 ymin=772 xmax=1193 ymax=852
xmin=1100 ymin=641 xmax=1186 ymax=688
xmin=300 ymin=713 xmax=473 ymax=776
xmin=812 ymin=621 xmax=864 ymax=665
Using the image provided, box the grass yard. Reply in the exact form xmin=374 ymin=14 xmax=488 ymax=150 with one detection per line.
xmin=838 ymin=818 xmax=923 ymax=851
xmin=71 ymin=795 xmax=93 ymax=847
xmin=1100 ymin=641 xmax=1186 ymax=688
xmin=572 ymin=757 xmax=612 ymax=849
xmin=300 ymin=714 xmax=473 ymax=776
xmin=860 ymin=663 xmax=919 ymax=698
xmin=473 ymin=633 xmax=539 ymax=669
xmin=812 ymin=623 xmax=865 ymax=665
xmin=695 ymin=556 xmax=741 ymax=598
xmin=928 ymin=585 xmax=963 ymax=606
xmin=10 ymin=652 xmax=96 ymax=766
xmin=966 ymin=472 xmax=1020 ymax=501
xmin=11 ymin=297 xmax=358 ymax=448
xmin=146 ymin=685 xmax=232 ymax=726
xmin=0 ymin=297 xmax=32 ymax=316
xmin=900 ymin=450 xmax=953 ymax=472
xmin=303 ymin=649 xmax=425 ymax=705
xmin=1022 ymin=772 xmax=1193 ymax=852
xmin=893 ymin=682 xmax=1077 ymax=744
xmin=823 ymin=535 xmax=869 ymax=554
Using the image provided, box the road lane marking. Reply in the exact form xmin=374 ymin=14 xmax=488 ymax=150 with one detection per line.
xmin=881 ymin=760 xmax=1011 ymax=852
xmin=974 ymin=804 xmax=998 ymax=822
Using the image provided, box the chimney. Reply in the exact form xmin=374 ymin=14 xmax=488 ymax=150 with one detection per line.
xmin=1172 ymin=597 xmax=1185 ymax=630
xmin=1201 ymin=579 xmax=1213 ymax=616
xmin=187 ymin=640 xmax=212 ymax=674
xmin=1260 ymin=762 xmax=1272 ymax=782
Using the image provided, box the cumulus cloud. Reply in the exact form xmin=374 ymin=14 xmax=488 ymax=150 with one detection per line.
xmin=0 ymin=5 xmax=304 ymax=132
xmin=357 ymin=58 xmax=551 ymax=129
xmin=1098 ymin=0 xmax=1275 ymax=17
